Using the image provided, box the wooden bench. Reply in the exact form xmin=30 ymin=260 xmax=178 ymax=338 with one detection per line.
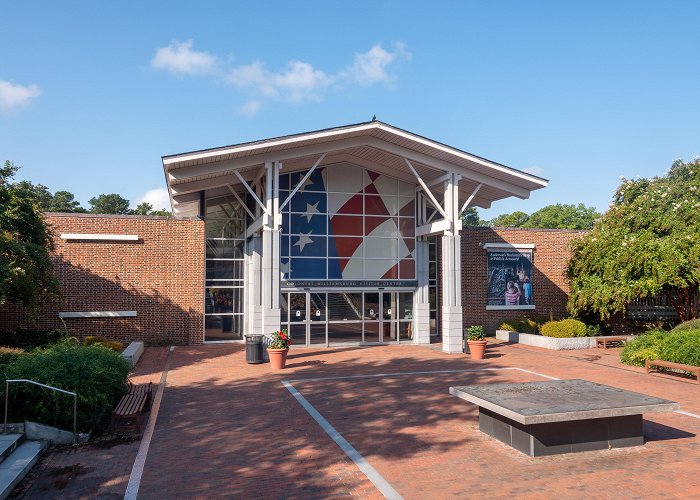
xmin=110 ymin=382 xmax=153 ymax=433
xmin=646 ymin=359 xmax=700 ymax=385
xmin=596 ymin=336 xmax=627 ymax=349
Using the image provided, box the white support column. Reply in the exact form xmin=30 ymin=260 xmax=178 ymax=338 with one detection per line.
xmin=441 ymin=173 xmax=464 ymax=354
xmin=413 ymin=238 xmax=431 ymax=344
xmin=261 ymin=161 xmax=281 ymax=336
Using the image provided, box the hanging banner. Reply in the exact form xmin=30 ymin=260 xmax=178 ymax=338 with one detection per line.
xmin=486 ymin=249 xmax=534 ymax=309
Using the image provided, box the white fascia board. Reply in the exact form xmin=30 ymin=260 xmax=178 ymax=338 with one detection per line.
xmin=60 ymin=234 xmax=139 ymax=241
xmin=482 ymin=243 xmax=536 ymax=250
xmin=374 ymin=123 xmax=549 ymax=188
xmin=59 ymin=311 xmax=137 ymax=318
xmin=163 ymin=123 xmax=379 ymax=166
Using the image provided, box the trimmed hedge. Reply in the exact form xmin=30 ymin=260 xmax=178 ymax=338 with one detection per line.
xmin=621 ymin=329 xmax=700 ymax=368
xmin=540 ymin=319 xmax=587 ymax=338
xmin=0 ymin=328 xmax=66 ymax=350
xmin=671 ymin=319 xmax=700 ymax=332
xmin=1 ymin=342 xmax=130 ymax=432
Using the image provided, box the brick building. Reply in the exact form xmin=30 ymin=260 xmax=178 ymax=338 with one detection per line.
xmin=1 ymin=122 xmax=582 ymax=349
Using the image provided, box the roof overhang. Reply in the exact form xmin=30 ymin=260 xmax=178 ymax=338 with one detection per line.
xmin=162 ymin=120 xmax=548 ymax=216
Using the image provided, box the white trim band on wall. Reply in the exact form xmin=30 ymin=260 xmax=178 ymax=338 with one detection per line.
xmin=59 ymin=311 xmax=137 ymax=318
xmin=482 ymin=243 xmax=535 ymax=250
xmin=60 ymin=234 xmax=139 ymax=241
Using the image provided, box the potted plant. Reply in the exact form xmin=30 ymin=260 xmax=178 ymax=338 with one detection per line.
xmin=267 ymin=330 xmax=292 ymax=370
xmin=466 ymin=325 xmax=487 ymax=360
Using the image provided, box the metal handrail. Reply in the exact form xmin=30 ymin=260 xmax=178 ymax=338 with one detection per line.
xmin=3 ymin=379 xmax=78 ymax=445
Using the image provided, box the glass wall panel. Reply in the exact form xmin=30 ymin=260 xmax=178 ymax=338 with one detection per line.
xmin=205 ymin=193 xmax=246 ymax=342
xmin=328 ymin=293 xmax=362 ymax=321
xmin=328 ymin=322 xmax=362 ymax=344
xmin=205 ymin=315 xmax=243 ymax=341
xmin=364 ymin=322 xmax=380 ymax=343
xmin=310 ymin=324 xmax=326 ymax=345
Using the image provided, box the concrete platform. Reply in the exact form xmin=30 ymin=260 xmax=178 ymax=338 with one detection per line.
xmin=450 ymin=379 xmax=681 ymax=456
xmin=0 ymin=439 xmax=48 ymax=500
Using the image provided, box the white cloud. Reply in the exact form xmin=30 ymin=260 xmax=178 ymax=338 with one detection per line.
xmin=0 ymin=80 xmax=41 ymax=113
xmin=523 ymin=166 xmax=545 ymax=176
xmin=239 ymin=100 xmax=261 ymax=117
xmin=151 ymin=40 xmax=216 ymax=75
xmin=134 ymin=187 xmax=171 ymax=212
xmin=228 ymin=60 xmax=333 ymax=102
xmin=153 ymin=40 xmax=411 ymax=116
xmin=345 ymin=42 xmax=411 ymax=85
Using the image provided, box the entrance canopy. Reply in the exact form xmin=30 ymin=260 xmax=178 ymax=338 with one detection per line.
xmin=162 ymin=120 xmax=548 ymax=220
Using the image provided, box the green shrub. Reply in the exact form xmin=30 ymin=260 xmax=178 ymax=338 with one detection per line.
xmin=83 ymin=336 xmax=123 ymax=352
xmin=102 ymin=341 xmax=124 ymax=352
xmin=84 ymin=335 xmax=107 ymax=346
xmin=585 ymin=324 xmax=604 ymax=337
xmin=516 ymin=317 xmax=541 ymax=334
xmin=498 ymin=322 xmax=516 ymax=331
xmin=658 ymin=330 xmax=700 ymax=367
xmin=0 ymin=347 xmax=26 ymax=366
xmin=540 ymin=319 xmax=587 ymax=338
xmin=1 ymin=342 xmax=130 ymax=432
xmin=671 ymin=319 xmax=700 ymax=333
xmin=620 ymin=330 xmax=665 ymax=367
xmin=0 ymin=329 xmax=66 ymax=350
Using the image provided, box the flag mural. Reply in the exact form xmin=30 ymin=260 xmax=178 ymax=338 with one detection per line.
xmin=279 ymin=164 xmax=416 ymax=282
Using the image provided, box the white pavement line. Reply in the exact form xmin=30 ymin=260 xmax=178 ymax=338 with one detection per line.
xmin=281 ymin=380 xmax=403 ymax=500
xmin=675 ymin=410 xmax=700 ymax=420
xmin=512 ymin=367 xmax=561 ymax=380
xmin=124 ymin=346 xmax=175 ymax=500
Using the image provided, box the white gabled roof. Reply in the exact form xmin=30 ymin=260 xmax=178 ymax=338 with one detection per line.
xmin=163 ymin=120 xmax=548 ymax=215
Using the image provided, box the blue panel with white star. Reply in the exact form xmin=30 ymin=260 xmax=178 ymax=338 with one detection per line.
xmin=290 ymin=212 xmax=326 ymax=234
xmin=290 ymin=191 xmax=327 ymax=213
xmin=291 ymin=235 xmax=326 ymax=257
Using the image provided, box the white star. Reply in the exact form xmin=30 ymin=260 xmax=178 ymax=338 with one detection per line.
xmin=280 ymin=259 xmax=290 ymax=275
xmin=293 ymin=232 xmax=314 ymax=253
xmin=299 ymin=175 xmax=315 ymax=191
xmin=304 ymin=202 xmax=321 ymax=222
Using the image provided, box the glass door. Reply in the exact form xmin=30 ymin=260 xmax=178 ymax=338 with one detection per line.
xmin=288 ymin=292 xmax=306 ymax=346
xmin=363 ymin=292 xmax=380 ymax=343
xmin=381 ymin=292 xmax=398 ymax=343
xmin=309 ymin=292 xmax=327 ymax=345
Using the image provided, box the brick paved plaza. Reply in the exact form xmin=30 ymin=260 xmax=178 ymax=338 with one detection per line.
xmin=12 ymin=341 xmax=700 ymax=499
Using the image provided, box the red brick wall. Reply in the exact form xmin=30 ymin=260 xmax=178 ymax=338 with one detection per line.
xmin=0 ymin=213 xmax=205 ymax=345
xmin=461 ymin=227 xmax=585 ymax=334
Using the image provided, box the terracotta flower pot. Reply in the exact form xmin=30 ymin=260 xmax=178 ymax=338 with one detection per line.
xmin=267 ymin=348 xmax=289 ymax=370
xmin=467 ymin=340 xmax=488 ymax=360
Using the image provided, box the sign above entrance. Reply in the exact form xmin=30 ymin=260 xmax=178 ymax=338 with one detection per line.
xmin=282 ymin=279 xmax=417 ymax=288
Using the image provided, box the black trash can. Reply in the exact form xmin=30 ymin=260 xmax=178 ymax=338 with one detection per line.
xmin=245 ymin=334 xmax=264 ymax=364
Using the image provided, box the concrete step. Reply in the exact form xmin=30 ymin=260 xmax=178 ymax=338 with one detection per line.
xmin=0 ymin=440 xmax=49 ymax=500
xmin=0 ymin=435 xmax=25 ymax=465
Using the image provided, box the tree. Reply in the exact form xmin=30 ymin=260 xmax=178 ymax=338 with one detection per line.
xmin=11 ymin=180 xmax=53 ymax=210
xmin=0 ymin=161 xmax=59 ymax=317
xmin=460 ymin=207 xmax=487 ymax=226
xmin=523 ymin=203 xmax=599 ymax=230
xmin=130 ymin=202 xmax=171 ymax=216
xmin=46 ymin=191 xmax=86 ymax=213
xmin=131 ymin=202 xmax=153 ymax=215
xmin=490 ymin=211 xmax=529 ymax=227
xmin=89 ymin=193 xmax=131 ymax=214
xmin=567 ymin=158 xmax=700 ymax=321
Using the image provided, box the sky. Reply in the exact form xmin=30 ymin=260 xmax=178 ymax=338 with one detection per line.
xmin=1 ymin=1 xmax=699 ymax=217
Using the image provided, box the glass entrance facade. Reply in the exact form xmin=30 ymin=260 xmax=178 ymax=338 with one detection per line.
xmin=280 ymin=291 xmax=413 ymax=346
